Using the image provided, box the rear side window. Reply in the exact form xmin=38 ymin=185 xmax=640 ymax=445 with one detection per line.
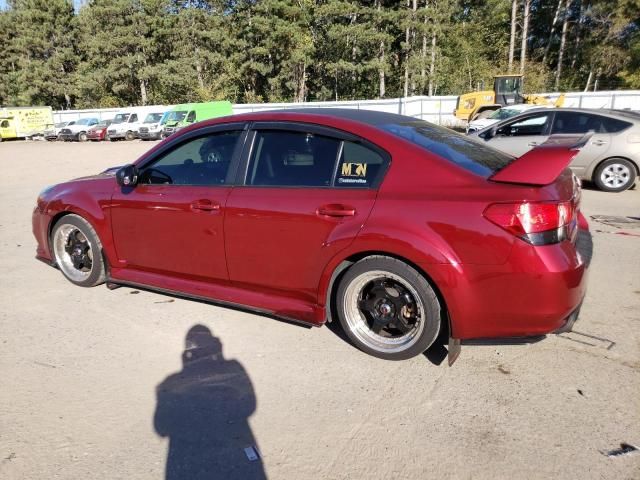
xmin=382 ymin=121 xmax=513 ymax=176
xmin=600 ymin=116 xmax=632 ymax=133
xmin=247 ymin=130 xmax=341 ymax=187
xmin=335 ymin=142 xmax=386 ymax=188
xmin=552 ymin=112 xmax=602 ymax=134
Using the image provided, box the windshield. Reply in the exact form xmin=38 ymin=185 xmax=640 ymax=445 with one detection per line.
xmin=381 ymin=120 xmax=514 ymax=177
xmin=144 ymin=113 xmax=164 ymax=123
xmin=97 ymin=121 xmax=109 ymax=127
xmin=159 ymin=111 xmax=171 ymax=125
xmin=55 ymin=122 xmax=66 ymax=128
xmin=166 ymin=110 xmax=188 ymax=122
xmin=76 ymin=118 xmax=94 ymax=126
xmin=489 ymin=108 xmax=522 ymax=120
xmin=112 ymin=113 xmax=130 ymax=124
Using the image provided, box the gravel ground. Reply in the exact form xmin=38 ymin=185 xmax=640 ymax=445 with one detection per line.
xmin=1 ymin=140 xmax=639 ymax=480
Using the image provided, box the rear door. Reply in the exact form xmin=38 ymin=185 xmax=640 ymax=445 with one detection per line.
xmin=549 ymin=111 xmax=612 ymax=177
xmin=485 ymin=111 xmax=553 ymax=156
xmin=224 ymin=123 xmax=388 ymax=304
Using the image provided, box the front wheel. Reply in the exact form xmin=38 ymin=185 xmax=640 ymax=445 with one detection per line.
xmin=51 ymin=214 xmax=106 ymax=287
xmin=78 ymin=132 xmax=88 ymax=142
xmin=594 ymin=158 xmax=636 ymax=192
xmin=336 ymin=256 xmax=441 ymax=360
xmin=125 ymin=131 xmax=135 ymax=141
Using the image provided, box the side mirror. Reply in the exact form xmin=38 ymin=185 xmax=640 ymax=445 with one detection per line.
xmin=116 ymin=164 xmax=139 ymax=187
xmin=483 ymin=126 xmax=498 ymax=140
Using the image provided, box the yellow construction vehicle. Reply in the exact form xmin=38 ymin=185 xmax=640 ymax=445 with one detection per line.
xmin=454 ymin=75 xmax=564 ymax=122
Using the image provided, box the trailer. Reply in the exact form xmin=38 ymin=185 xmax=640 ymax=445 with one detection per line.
xmin=0 ymin=106 xmax=54 ymax=141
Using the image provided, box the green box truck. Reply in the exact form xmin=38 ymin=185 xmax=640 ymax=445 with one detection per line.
xmin=162 ymin=101 xmax=233 ymax=138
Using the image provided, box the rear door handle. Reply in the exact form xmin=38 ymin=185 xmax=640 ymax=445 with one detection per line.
xmin=528 ymin=141 xmax=539 ymax=147
xmin=191 ymin=199 xmax=220 ymax=212
xmin=316 ymin=204 xmax=356 ymax=217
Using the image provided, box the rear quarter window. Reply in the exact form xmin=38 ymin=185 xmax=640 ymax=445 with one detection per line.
xmin=601 ymin=116 xmax=632 ymax=133
xmin=381 ymin=121 xmax=513 ymax=177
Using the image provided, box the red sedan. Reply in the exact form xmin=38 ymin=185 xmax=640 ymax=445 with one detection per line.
xmin=32 ymin=110 xmax=589 ymax=360
xmin=86 ymin=120 xmax=112 ymax=141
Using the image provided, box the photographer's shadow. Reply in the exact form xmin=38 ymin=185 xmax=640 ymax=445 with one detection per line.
xmin=154 ymin=325 xmax=266 ymax=480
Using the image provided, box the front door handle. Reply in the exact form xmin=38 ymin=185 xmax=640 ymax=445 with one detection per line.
xmin=316 ymin=204 xmax=356 ymax=217
xmin=592 ymin=140 xmax=607 ymax=146
xmin=191 ymin=199 xmax=220 ymax=212
xmin=528 ymin=141 xmax=539 ymax=147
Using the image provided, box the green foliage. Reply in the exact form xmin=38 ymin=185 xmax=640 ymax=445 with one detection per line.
xmin=0 ymin=0 xmax=637 ymax=108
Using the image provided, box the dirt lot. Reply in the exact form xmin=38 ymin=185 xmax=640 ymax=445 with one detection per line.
xmin=1 ymin=140 xmax=639 ymax=479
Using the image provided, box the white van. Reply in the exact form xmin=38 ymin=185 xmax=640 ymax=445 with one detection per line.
xmin=107 ymin=106 xmax=169 ymax=141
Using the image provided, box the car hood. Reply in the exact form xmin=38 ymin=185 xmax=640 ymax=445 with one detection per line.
xmin=468 ymin=118 xmax=498 ymax=130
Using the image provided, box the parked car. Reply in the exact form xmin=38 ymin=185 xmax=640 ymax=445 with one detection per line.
xmin=58 ymin=118 xmax=100 ymax=142
xmin=470 ymin=108 xmax=640 ymax=192
xmin=466 ymin=104 xmax=547 ymax=133
xmin=108 ymin=107 xmax=169 ymax=141
xmin=87 ymin=120 xmax=113 ymax=141
xmin=162 ymin=101 xmax=232 ymax=138
xmin=44 ymin=121 xmax=76 ymax=141
xmin=32 ymin=109 xmax=589 ymax=361
xmin=138 ymin=111 xmax=171 ymax=141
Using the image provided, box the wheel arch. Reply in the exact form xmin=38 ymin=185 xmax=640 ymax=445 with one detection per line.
xmin=590 ymin=155 xmax=639 ymax=181
xmin=322 ymin=250 xmax=452 ymax=337
xmin=47 ymin=208 xmax=112 ymax=271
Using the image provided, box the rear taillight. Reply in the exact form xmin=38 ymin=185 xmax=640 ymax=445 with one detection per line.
xmin=483 ymin=201 xmax=576 ymax=245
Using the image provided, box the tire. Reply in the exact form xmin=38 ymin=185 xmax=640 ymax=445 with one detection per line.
xmin=51 ymin=214 xmax=106 ymax=287
xmin=593 ymin=158 xmax=637 ymax=192
xmin=78 ymin=132 xmax=88 ymax=142
xmin=336 ymin=256 xmax=441 ymax=360
xmin=125 ymin=131 xmax=135 ymax=141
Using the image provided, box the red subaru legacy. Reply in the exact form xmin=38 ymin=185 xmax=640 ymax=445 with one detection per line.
xmin=32 ymin=109 xmax=589 ymax=360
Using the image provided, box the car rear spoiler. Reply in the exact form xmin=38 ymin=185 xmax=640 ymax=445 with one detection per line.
xmin=489 ymin=134 xmax=591 ymax=186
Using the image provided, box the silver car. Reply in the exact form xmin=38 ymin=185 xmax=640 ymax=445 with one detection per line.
xmin=470 ymin=108 xmax=640 ymax=192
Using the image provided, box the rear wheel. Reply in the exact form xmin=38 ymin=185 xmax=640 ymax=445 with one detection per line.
xmin=594 ymin=158 xmax=636 ymax=192
xmin=336 ymin=256 xmax=441 ymax=360
xmin=51 ymin=214 xmax=106 ymax=287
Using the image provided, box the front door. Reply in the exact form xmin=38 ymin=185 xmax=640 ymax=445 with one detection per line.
xmin=225 ymin=127 xmax=388 ymax=304
xmin=486 ymin=111 xmax=553 ymax=157
xmin=110 ymin=128 xmax=244 ymax=283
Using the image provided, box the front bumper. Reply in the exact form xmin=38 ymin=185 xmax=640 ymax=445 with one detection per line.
xmin=107 ymin=130 xmax=128 ymax=139
xmin=58 ymin=133 xmax=78 ymax=141
xmin=139 ymin=131 xmax=162 ymax=140
xmin=32 ymin=204 xmax=53 ymax=262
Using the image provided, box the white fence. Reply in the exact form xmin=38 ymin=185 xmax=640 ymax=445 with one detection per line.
xmin=53 ymin=90 xmax=640 ymax=127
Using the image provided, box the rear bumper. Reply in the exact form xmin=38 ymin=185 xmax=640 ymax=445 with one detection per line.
xmin=425 ymin=228 xmax=589 ymax=340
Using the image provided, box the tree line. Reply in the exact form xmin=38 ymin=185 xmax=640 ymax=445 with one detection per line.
xmin=0 ymin=0 xmax=638 ymax=110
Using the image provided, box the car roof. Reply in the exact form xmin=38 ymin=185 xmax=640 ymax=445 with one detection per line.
xmin=237 ymin=108 xmax=419 ymax=126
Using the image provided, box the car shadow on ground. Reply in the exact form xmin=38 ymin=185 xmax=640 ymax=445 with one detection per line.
xmin=326 ymin=319 xmax=450 ymax=366
xmin=154 ymin=324 xmax=267 ymax=480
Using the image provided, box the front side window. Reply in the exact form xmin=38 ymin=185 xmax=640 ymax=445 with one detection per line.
xmin=186 ymin=111 xmax=197 ymax=123
xmin=246 ymin=130 xmax=341 ymax=187
xmin=0 ymin=120 xmax=9 ymax=128
xmin=496 ymin=113 xmax=550 ymax=137
xmin=138 ymin=131 xmax=241 ymax=186
xmin=129 ymin=114 xmax=138 ymax=123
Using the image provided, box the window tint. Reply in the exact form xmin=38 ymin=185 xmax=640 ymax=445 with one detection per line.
xmin=186 ymin=111 xmax=196 ymax=123
xmin=335 ymin=141 xmax=386 ymax=187
xmin=497 ymin=113 xmax=550 ymax=136
xmin=247 ymin=130 xmax=341 ymax=187
xmin=601 ymin=116 xmax=632 ymax=133
xmin=381 ymin=121 xmax=513 ymax=176
xmin=138 ymin=131 xmax=241 ymax=186
xmin=552 ymin=112 xmax=602 ymax=134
